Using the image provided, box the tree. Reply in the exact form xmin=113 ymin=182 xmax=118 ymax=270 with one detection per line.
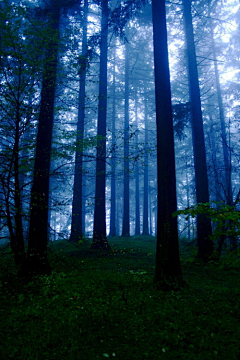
xmin=0 ymin=3 xmax=26 ymax=267
xmin=70 ymin=0 xmax=88 ymax=243
xmin=208 ymin=0 xmax=233 ymax=206
xmin=134 ymin=97 xmax=141 ymax=236
xmin=109 ymin=42 xmax=117 ymax=237
xmin=183 ymin=0 xmax=214 ymax=262
xmin=91 ymin=0 xmax=110 ymax=249
xmin=152 ymin=0 xmax=184 ymax=289
xmin=24 ymin=0 xmax=61 ymax=275
xmin=0 ymin=0 xmax=44 ymax=268
xmin=122 ymin=34 xmax=130 ymax=237
xmin=142 ymin=86 xmax=149 ymax=236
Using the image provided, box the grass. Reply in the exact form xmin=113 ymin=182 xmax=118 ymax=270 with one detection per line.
xmin=0 ymin=236 xmax=240 ymax=359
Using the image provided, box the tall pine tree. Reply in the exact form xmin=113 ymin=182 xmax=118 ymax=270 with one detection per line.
xmin=91 ymin=0 xmax=110 ymax=249
xmin=183 ymin=0 xmax=214 ymax=261
xmin=152 ymin=0 xmax=184 ymax=289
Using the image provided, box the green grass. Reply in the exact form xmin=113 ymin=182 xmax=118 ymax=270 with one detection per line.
xmin=0 ymin=236 xmax=240 ymax=359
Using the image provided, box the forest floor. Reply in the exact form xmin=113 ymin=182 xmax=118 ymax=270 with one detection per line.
xmin=0 ymin=236 xmax=240 ymax=360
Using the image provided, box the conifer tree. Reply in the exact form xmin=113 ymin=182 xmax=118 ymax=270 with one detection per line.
xmin=91 ymin=0 xmax=110 ymax=249
xmin=70 ymin=0 xmax=88 ymax=242
xmin=183 ymin=0 xmax=214 ymax=261
xmin=152 ymin=0 xmax=184 ymax=289
xmin=26 ymin=0 xmax=61 ymax=275
xmin=122 ymin=36 xmax=130 ymax=237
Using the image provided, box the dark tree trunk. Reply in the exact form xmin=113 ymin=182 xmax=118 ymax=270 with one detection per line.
xmin=12 ymin=110 xmax=25 ymax=268
xmin=4 ymin=148 xmax=16 ymax=250
xmin=208 ymin=114 xmax=222 ymax=202
xmin=70 ymin=0 xmax=88 ymax=243
xmin=116 ymin=194 xmax=120 ymax=236
xmin=6 ymin=109 xmax=26 ymax=268
xmin=208 ymin=2 xmax=236 ymax=250
xmin=142 ymin=89 xmax=149 ymax=236
xmin=208 ymin=2 xmax=233 ymax=208
xmin=24 ymin=4 xmax=60 ymax=276
xmin=149 ymin=188 xmax=153 ymax=236
xmin=122 ymin=37 xmax=130 ymax=237
xmin=91 ymin=0 xmax=110 ymax=249
xmin=185 ymin=160 xmax=192 ymax=241
xmin=134 ymin=99 xmax=140 ymax=236
xmin=152 ymin=0 xmax=184 ymax=290
xmin=82 ymin=181 xmax=86 ymax=235
xmin=183 ymin=0 xmax=214 ymax=262
xmin=109 ymin=44 xmax=117 ymax=237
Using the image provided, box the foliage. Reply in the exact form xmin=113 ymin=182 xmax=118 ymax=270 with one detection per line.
xmin=0 ymin=0 xmax=61 ymax=250
xmin=110 ymin=0 xmax=149 ymax=41
xmin=172 ymin=102 xmax=191 ymax=140
xmin=174 ymin=202 xmax=240 ymax=244
xmin=51 ymin=132 xmax=100 ymax=161
xmin=0 ymin=237 xmax=239 ymax=359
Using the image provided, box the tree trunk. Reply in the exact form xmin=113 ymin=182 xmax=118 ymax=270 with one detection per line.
xmin=208 ymin=3 xmax=232 ymax=206
xmin=109 ymin=43 xmax=117 ymax=237
xmin=152 ymin=0 xmax=184 ymax=290
xmin=149 ymin=187 xmax=152 ymax=236
xmin=122 ymin=36 xmax=130 ymax=237
xmin=24 ymin=4 xmax=60 ymax=276
xmin=142 ymin=88 xmax=149 ymax=236
xmin=82 ymin=180 xmax=86 ymax=236
xmin=208 ymin=4 xmax=236 ymax=250
xmin=70 ymin=0 xmax=88 ymax=243
xmin=91 ymin=0 xmax=110 ymax=249
xmin=13 ymin=109 xmax=25 ymax=267
xmin=134 ymin=98 xmax=141 ymax=236
xmin=183 ymin=0 xmax=213 ymax=262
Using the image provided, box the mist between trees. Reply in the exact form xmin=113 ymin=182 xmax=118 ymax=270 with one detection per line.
xmin=0 ymin=0 xmax=239 ymax=288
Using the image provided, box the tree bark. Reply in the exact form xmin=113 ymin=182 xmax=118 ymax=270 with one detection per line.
xmin=122 ymin=36 xmax=130 ymax=237
xmin=152 ymin=0 xmax=184 ymax=289
xmin=208 ymin=0 xmax=235 ymax=250
xmin=134 ymin=98 xmax=141 ymax=236
xmin=70 ymin=0 xmax=88 ymax=243
xmin=13 ymin=109 xmax=25 ymax=267
xmin=183 ymin=0 xmax=213 ymax=261
xmin=91 ymin=0 xmax=110 ymax=249
xmin=142 ymin=87 xmax=149 ymax=236
xmin=109 ymin=43 xmax=117 ymax=237
xmin=24 ymin=3 xmax=60 ymax=275
xmin=208 ymin=3 xmax=232 ymax=206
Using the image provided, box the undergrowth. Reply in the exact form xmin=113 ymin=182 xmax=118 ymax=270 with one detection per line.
xmin=0 ymin=236 xmax=239 ymax=359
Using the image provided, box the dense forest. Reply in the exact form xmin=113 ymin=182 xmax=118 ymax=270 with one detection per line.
xmin=0 ymin=0 xmax=239 ymax=358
